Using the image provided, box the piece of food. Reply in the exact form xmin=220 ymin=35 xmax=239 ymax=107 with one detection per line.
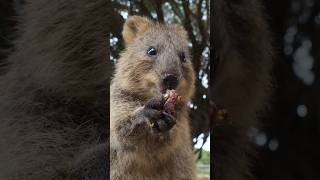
xmin=163 ymin=90 xmax=181 ymax=114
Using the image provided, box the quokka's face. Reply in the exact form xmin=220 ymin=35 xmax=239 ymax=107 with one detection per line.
xmin=117 ymin=16 xmax=195 ymax=101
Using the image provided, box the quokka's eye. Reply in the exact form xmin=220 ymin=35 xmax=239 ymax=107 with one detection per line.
xmin=147 ymin=47 xmax=157 ymax=56
xmin=179 ymin=52 xmax=186 ymax=63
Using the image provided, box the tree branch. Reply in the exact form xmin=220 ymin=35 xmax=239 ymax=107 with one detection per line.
xmin=136 ymin=0 xmax=154 ymax=19
xmin=167 ymin=0 xmax=184 ymax=21
xmin=182 ymin=0 xmax=197 ymax=50
xmin=153 ymin=0 xmax=164 ymax=22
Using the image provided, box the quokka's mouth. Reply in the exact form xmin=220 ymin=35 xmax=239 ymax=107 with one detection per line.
xmin=159 ymin=83 xmax=177 ymax=94
xmin=157 ymin=73 xmax=180 ymax=94
xmin=160 ymin=84 xmax=168 ymax=94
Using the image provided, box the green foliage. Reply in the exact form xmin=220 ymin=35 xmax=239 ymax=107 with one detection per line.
xmin=195 ymin=148 xmax=210 ymax=164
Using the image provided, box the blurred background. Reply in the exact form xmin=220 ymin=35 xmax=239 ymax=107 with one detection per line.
xmin=252 ymin=0 xmax=320 ymax=179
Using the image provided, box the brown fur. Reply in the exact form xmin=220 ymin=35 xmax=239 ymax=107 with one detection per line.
xmin=110 ymin=16 xmax=197 ymax=180
xmin=212 ymin=0 xmax=274 ymax=180
xmin=0 ymin=0 xmax=110 ymax=179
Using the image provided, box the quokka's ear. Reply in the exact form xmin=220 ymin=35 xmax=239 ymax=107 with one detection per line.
xmin=172 ymin=24 xmax=188 ymax=39
xmin=122 ymin=16 xmax=153 ymax=46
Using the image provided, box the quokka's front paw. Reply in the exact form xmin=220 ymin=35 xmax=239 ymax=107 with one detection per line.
xmin=151 ymin=111 xmax=176 ymax=132
xmin=135 ymin=97 xmax=176 ymax=134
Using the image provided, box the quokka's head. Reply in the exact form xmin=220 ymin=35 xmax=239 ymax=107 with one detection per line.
xmin=115 ymin=16 xmax=195 ymax=102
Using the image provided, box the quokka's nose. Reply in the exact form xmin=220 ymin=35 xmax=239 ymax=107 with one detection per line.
xmin=162 ymin=74 xmax=179 ymax=90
